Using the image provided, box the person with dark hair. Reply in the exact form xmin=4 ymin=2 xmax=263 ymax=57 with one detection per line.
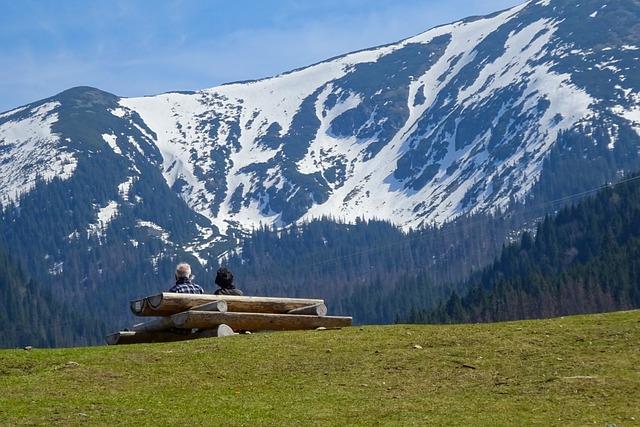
xmin=214 ymin=267 xmax=243 ymax=295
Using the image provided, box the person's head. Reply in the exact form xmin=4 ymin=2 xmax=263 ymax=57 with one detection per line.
xmin=175 ymin=263 xmax=192 ymax=281
xmin=215 ymin=267 xmax=234 ymax=289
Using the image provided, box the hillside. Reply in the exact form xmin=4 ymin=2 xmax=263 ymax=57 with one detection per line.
xmin=412 ymin=174 xmax=640 ymax=324
xmin=1 ymin=311 xmax=638 ymax=426
xmin=0 ymin=247 xmax=105 ymax=348
xmin=223 ymin=214 xmax=524 ymax=323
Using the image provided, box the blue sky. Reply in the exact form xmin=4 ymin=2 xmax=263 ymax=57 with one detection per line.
xmin=0 ymin=0 xmax=522 ymax=112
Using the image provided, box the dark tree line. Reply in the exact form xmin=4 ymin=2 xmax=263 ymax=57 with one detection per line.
xmin=224 ymin=212 xmax=530 ymax=324
xmin=0 ymin=246 xmax=106 ymax=348
xmin=0 ymin=173 xmax=208 ymax=347
xmin=409 ymin=174 xmax=640 ymax=324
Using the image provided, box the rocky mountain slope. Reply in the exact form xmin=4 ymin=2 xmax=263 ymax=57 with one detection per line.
xmin=114 ymin=0 xmax=640 ymax=238
xmin=1 ymin=0 xmax=639 ymax=258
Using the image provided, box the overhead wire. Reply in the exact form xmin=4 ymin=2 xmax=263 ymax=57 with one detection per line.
xmin=240 ymin=174 xmax=640 ymax=274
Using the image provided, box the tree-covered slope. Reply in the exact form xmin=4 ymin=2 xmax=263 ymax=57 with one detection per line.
xmin=411 ymin=175 xmax=640 ymax=323
xmin=0 ymin=247 xmax=105 ymax=348
xmin=0 ymin=87 xmax=226 ymax=345
xmin=225 ymin=213 xmax=532 ymax=324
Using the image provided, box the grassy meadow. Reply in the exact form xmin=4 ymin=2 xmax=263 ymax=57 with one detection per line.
xmin=1 ymin=311 xmax=639 ymax=426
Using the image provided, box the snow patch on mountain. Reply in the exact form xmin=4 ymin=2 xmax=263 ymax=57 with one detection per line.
xmin=301 ymin=7 xmax=558 ymax=226
xmin=208 ymin=39 xmax=401 ymax=137
xmin=110 ymin=107 xmax=127 ymax=118
xmin=118 ymin=176 xmax=137 ymax=201
xmin=184 ymin=225 xmax=221 ymax=266
xmin=119 ymin=94 xmax=205 ymax=192
xmin=137 ymin=220 xmax=171 ymax=244
xmin=102 ymin=133 xmax=122 ymax=155
xmin=0 ymin=102 xmax=76 ymax=205
xmin=615 ymin=105 xmax=640 ymax=137
xmin=87 ymin=200 xmax=119 ymax=238
xmin=120 ymin=93 xmax=231 ymax=231
xmin=119 ymin=1 xmax=530 ymax=236
xmin=296 ymin=86 xmax=363 ymax=178
xmin=0 ymin=106 xmax=28 ymax=120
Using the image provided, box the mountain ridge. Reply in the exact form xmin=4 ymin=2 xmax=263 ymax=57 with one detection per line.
xmin=111 ymin=0 xmax=640 ymax=238
xmin=2 ymin=1 xmax=639 ymax=250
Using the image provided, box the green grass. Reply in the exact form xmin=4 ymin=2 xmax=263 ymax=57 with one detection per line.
xmin=1 ymin=311 xmax=639 ymax=426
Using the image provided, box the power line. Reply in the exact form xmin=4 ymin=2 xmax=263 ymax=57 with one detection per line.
xmin=240 ymin=174 xmax=640 ymax=273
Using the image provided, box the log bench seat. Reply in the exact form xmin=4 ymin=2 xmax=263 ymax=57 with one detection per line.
xmin=107 ymin=293 xmax=351 ymax=345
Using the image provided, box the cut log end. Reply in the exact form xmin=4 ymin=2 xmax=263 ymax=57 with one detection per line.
xmin=216 ymin=324 xmax=234 ymax=337
xmin=106 ymin=332 xmax=126 ymax=345
xmin=172 ymin=311 xmax=190 ymax=328
xmin=130 ymin=299 xmax=145 ymax=315
xmin=148 ymin=294 xmax=164 ymax=309
xmin=288 ymin=303 xmax=328 ymax=316
xmin=192 ymin=300 xmax=228 ymax=313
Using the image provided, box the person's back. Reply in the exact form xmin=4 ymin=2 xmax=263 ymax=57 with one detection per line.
xmin=169 ymin=262 xmax=205 ymax=294
xmin=214 ymin=286 xmax=243 ymax=296
xmin=214 ymin=267 xmax=243 ymax=296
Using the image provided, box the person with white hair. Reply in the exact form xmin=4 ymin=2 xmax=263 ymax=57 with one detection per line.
xmin=168 ymin=262 xmax=205 ymax=294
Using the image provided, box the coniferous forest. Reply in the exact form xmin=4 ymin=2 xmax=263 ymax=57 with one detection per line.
xmin=225 ymin=213 xmax=526 ymax=323
xmin=3 ymin=171 xmax=640 ymax=347
xmin=0 ymin=247 xmax=105 ymax=348
xmin=0 ymin=200 xmax=526 ymax=347
xmin=408 ymin=174 xmax=640 ymax=324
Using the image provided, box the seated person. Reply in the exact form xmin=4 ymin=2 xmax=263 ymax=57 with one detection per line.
xmin=214 ymin=267 xmax=243 ymax=295
xmin=169 ymin=263 xmax=205 ymax=294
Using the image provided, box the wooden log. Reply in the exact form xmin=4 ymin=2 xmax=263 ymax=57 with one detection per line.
xmin=131 ymin=293 xmax=325 ymax=317
xmin=106 ymin=324 xmax=235 ymax=345
xmin=287 ymin=303 xmax=328 ymax=316
xmin=172 ymin=311 xmax=352 ymax=331
xmin=131 ymin=300 xmax=228 ymax=332
xmin=192 ymin=300 xmax=228 ymax=312
xmin=131 ymin=317 xmax=174 ymax=333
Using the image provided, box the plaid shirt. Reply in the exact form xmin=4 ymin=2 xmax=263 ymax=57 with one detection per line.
xmin=169 ymin=279 xmax=205 ymax=294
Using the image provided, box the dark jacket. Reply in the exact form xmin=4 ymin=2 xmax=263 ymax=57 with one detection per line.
xmin=214 ymin=287 xmax=243 ymax=296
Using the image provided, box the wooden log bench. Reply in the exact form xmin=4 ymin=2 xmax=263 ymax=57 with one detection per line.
xmin=107 ymin=293 xmax=351 ymax=345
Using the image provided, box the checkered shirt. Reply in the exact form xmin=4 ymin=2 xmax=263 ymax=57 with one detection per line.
xmin=169 ymin=281 xmax=205 ymax=294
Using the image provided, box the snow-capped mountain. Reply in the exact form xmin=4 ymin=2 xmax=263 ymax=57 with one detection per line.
xmin=1 ymin=0 xmax=639 ymax=262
